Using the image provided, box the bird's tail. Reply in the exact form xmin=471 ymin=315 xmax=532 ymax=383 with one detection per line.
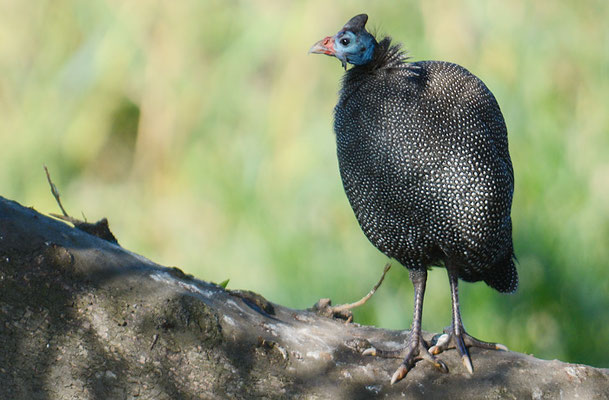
xmin=484 ymin=251 xmax=518 ymax=293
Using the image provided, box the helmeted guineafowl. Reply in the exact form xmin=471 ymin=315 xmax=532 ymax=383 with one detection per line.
xmin=310 ymin=14 xmax=517 ymax=383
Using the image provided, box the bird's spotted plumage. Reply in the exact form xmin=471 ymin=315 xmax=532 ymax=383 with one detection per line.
xmin=311 ymin=14 xmax=517 ymax=382
xmin=335 ymin=38 xmax=517 ymax=292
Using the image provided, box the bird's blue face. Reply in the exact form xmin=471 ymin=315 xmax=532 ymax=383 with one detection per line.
xmin=310 ymin=15 xmax=377 ymax=70
xmin=333 ymin=30 xmax=376 ymax=67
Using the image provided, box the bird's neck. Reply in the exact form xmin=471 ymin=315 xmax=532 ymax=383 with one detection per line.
xmin=374 ymin=38 xmax=406 ymax=67
xmin=340 ymin=37 xmax=418 ymax=93
xmin=355 ymin=37 xmax=410 ymax=72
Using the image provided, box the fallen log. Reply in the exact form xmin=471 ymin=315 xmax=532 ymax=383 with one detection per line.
xmin=1 ymin=196 xmax=607 ymax=399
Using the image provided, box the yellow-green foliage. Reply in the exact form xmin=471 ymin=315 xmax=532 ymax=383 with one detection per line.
xmin=1 ymin=0 xmax=608 ymax=367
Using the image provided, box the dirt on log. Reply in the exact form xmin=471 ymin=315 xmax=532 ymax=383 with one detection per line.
xmin=0 ymin=195 xmax=608 ymax=400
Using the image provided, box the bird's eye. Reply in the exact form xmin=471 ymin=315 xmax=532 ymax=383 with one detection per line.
xmin=340 ymin=38 xmax=351 ymax=46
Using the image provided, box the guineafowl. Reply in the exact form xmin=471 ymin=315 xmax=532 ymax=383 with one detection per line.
xmin=310 ymin=14 xmax=516 ymax=383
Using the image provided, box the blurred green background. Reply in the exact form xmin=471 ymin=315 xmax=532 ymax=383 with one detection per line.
xmin=1 ymin=0 xmax=608 ymax=367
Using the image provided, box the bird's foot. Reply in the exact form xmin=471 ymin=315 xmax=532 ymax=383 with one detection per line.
xmin=363 ymin=333 xmax=448 ymax=384
xmin=429 ymin=328 xmax=508 ymax=373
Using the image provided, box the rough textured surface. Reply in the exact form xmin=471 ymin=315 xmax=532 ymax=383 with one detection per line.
xmin=1 ymin=195 xmax=608 ymax=399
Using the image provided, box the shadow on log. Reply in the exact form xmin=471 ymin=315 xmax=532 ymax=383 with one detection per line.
xmin=1 ymin=195 xmax=608 ymax=399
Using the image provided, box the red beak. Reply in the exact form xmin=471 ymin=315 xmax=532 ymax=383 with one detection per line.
xmin=309 ymin=36 xmax=336 ymax=56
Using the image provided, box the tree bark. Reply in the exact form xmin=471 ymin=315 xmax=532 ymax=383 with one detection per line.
xmin=1 ymin=196 xmax=608 ymax=400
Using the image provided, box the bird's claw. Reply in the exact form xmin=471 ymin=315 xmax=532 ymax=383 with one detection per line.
xmin=388 ymin=347 xmax=447 ymax=384
xmin=429 ymin=327 xmax=508 ymax=374
xmin=461 ymin=353 xmax=474 ymax=374
xmin=362 ymin=347 xmax=377 ymax=356
xmin=361 ymin=346 xmax=405 ymax=359
xmin=429 ymin=333 xmax=450 ymax=354
xmin=364 ymin=336 xmax=448 ymax=384
xmin=495 ymin=343 xmax=509 ymax=351
xmin=390 ymin=364 xmax=409 ymax=385
xmin=433 ymin=358 xmax=449 ymax=373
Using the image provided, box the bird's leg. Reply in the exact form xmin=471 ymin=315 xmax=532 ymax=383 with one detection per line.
xmin=429 ymin=268 xmax=508 ymax=373
xmin=363 ymin=269 xmax=447 ymax=384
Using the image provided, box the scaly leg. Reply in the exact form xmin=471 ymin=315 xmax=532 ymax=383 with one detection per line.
xmin=363 ymin=268 xmax=447 ymax=384
xmin=428 ymin=267 xmax=508 ymax=373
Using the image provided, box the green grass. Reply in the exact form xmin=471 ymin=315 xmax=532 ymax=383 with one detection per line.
xmin=1 ymin=0 xmax=608 ymax=367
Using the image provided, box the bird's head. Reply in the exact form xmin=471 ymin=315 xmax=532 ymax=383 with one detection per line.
xmin=309 ymin=14 xmax=377 ymax=70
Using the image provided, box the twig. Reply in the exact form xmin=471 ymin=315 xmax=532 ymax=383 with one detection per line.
xmin=42 ymin=166 xmax=118 ymax=244
xmin=44 ymin=166 xmax=90 ymax=226
xmin=44 ymin=165 xmax=68 ymax=217
xmin=331 ymin=263 xmax=391 ymax=313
